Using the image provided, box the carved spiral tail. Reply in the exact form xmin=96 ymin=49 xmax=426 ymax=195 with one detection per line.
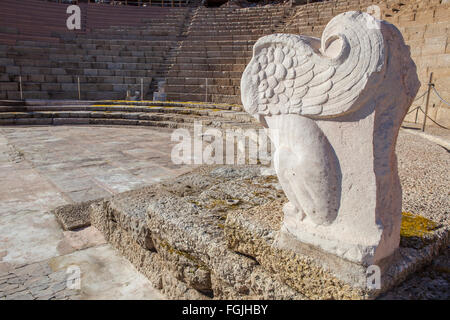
xmin=241 ymin=11 xmax=387 ymax=119
xmin=318 ymin=11 xmax=386 ymax=117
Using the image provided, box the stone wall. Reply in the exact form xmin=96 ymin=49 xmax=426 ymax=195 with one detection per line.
xmin=384 ymin=1 xmax=450 ymax=128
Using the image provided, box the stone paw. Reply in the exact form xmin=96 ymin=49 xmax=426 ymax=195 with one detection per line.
xmin=283 ymin=202 xmax=305 ymax=221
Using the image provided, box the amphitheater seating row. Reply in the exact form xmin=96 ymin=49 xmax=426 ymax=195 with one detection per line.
xmin=0 ymin=0 xmax=449 ymax=126
xmin=0 ymin=0 xmax=191 ymax=100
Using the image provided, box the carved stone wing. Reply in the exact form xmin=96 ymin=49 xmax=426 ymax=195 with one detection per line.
xmin=241 ymin=12 xmax=386 ymax=118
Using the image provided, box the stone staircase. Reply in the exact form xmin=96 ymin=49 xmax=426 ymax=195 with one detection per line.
xmin=164 ymin=6 xmax=291 ymax=104
xmin=148 ymin=5 xmax=199 ymax=94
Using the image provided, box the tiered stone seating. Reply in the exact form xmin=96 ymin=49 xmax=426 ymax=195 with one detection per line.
xmin=282 ymin=0 xmax=383 ymax=36
xmin=1 ymin=0 xmax=448 ymax=126
xmin=0 ymin=0 xmax=191 ymax=100
xmin=0 ymin=100 xmax=259 ymax=131
xmin=0 ymin=0 xmax=74 ymax=45
xmin=164 ymin=0 xmax=398 ymax=104
xmin=164 ymin=6 xmax=290 ymax=104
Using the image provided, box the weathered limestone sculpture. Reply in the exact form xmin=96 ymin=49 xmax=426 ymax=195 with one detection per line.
xmin=241 ymin=12 xmax=420 ymax=267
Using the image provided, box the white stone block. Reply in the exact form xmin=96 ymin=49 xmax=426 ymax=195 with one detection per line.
xmin=241 ymin=11 xmax=420 ymax=266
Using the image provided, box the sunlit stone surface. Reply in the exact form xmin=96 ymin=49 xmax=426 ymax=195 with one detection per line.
xmin=241 ymin=11 xmax=420 ymax=265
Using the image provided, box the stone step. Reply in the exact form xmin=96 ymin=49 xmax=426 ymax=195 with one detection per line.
xmin=166 ymin=84 xmax=240 ymax=95
xmin=0 ymin=107 xmax=256 ymax=130
xmin=170 ymin=63 xmax=246 ymax=72
xmin=2 ymin=91 xmax=129 ymax=100
xmin=1 ymin=43 xmax=173 ymax=52
xmin=93 ymin=26 xmax=183 ymax=33
xmin=167 ymin=92 xmax=242 ymax=105
xmin=0 ymin=116 xmax=260 ymax=131
xmin=185 ymin=35 xmax=267 ymax=41
xmin=166 ymin=77 xmax=241 ymax=86
xmin=75 ymin=35 xmax=181 ymax=42
xmin=173 ymin=56 xmax=249 ymax=65
xmin=14 ymin=82 xmax=149 ymax=93
xmin=0 ymin=99 xmax=242 ymax=109
xmin=0 ymin=104 xmax=246 ymax=117
xmin=17 ymin=76 xmax=161 ymax=89
xmin=0 ymin=110 xmax=192 ymax=122
xmin=2 ymin=47 xmax=174 ymax=59
xmin=9 ymin=59 xmax=159 ymax=71
xmin=180 ymin=41 xmax=253 ymax=54
xmin=70 ymin=39 xmax=178 ymax=46
xmin=178 ymin=40 xmax=255 ymax=46
xmin=5 ymin=75 xmax=153 ymax=85
xmin=175 ymin=50 xmax=252 ymax=58
xmin=11 ymin=39 xmax=176 ymax=48
xmin=0 ymin=100 xmax=24 ymax=106
xmin=94 ymin=100 xmax=241 ymax=111
xmin=188 ymin=23 xmax=281 ymax=29
xmin=0 ymin=117 xmax=186 ymax=128
xmin=4 ymin=64 xmax=157 ymax=78
xmin=167 ymin=69 xmax=243 ymax=78
xmin=9 ymin=57 xmax=161 ymax=69
xmin=0 ymin=33 xmax=60 ymax=45
xmin=193 ymin=14 xmax=285 ymax=19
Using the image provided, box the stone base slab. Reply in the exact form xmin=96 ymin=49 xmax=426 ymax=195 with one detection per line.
xmin=53 ymin=200 xmax=99 ymax=231
xmin=225 ymin=199 xmax=449 ymax=299
xmin=85 ymin=165 xmax=448 ymax=299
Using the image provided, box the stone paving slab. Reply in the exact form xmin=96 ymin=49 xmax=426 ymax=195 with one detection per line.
xmin=0 ymin=259 xmax=80 ymax=300
xmin=0 ymin=242 xmax=163 ymax=300
xmin=48 ymin=245 xmax=164 ymax=300
xmin=0 ymin=210 xmax=65 ymax=267
xmin=0 ymin=125 xmax=194 ymax=299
